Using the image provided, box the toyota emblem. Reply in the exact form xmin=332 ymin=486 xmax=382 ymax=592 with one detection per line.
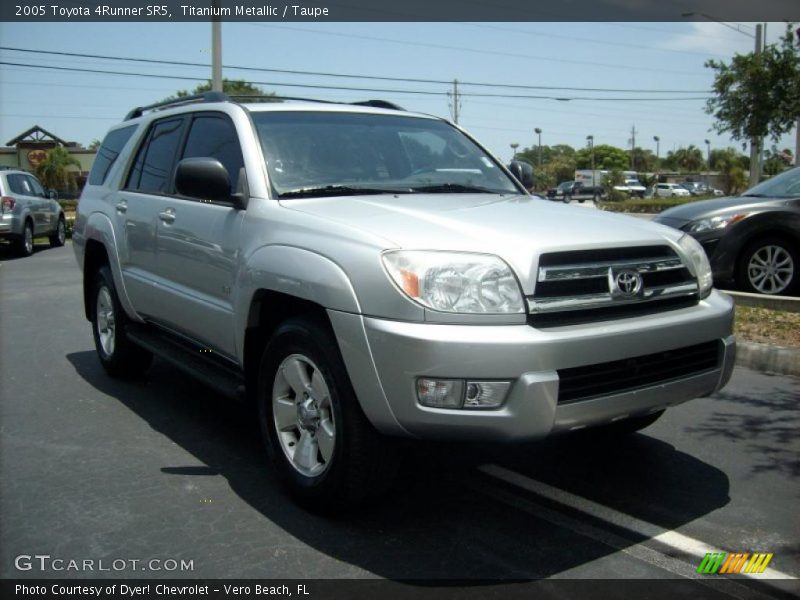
xmin=612 ymin=269 xmax=643 ymax=298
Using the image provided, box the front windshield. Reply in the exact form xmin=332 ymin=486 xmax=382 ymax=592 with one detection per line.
xmin=742 ymin=167 xmax=800 ymax=198
xmin=558 ymin=181 xmax=573 ymax=190
xmin=251 ymin=111 xmax=520 ymax=197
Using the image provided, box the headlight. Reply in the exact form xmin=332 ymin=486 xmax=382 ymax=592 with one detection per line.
xmin=382 ymin=250 xmax=524 ymax=314
xmin=686 ymin=213 xmax=746 ymax=233
xmin=678 ymin=234 xmax=713 ymax=298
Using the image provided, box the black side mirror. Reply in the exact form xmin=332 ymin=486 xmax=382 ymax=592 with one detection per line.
xmin=47 ymin=189 xmax=58 ymax=200
xmin=175 ymin=157 xmax=245 ymax=209
xmin=508 ymin=160 xmax=535 ymax=190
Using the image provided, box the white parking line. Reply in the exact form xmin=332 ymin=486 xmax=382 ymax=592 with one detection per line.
xmin=479 ymin=464 xmax=797 ymax=582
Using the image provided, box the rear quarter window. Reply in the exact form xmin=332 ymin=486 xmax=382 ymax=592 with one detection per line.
xmin=88 ymin=125 xmax=137 ymax=186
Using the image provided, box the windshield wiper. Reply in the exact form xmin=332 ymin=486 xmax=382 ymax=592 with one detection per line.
xmin=740 ymin=193 xmax=767 ymax=197
xmin=408 ymin=183 xmax=506 ymax=194
xmin=279 ymin=185 xmax=409 ymax=199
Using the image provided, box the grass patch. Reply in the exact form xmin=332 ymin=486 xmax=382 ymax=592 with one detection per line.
xmin=735 ymin=305 xmax=800 ymax=348
xmin=598 ymin=194 xmax=722 ymax=214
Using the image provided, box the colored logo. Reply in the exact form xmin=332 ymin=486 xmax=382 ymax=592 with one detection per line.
xmin=697 ymin=552 xmax=774 ymax=575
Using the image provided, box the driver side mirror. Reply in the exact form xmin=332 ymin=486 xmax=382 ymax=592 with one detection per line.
xmin=48 ymin=189 xmax=58 ymax=200
xmin=508 ymin=160 xmax=535 ymax=190
xmin=175 ymin=157 xmax=247 ymax=209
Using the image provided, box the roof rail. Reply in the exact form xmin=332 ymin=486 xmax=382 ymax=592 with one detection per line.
xmin=124 ymin=91 xmax=230 ymax=121
xmin=350 ymin=100 xmax=405 ymax=111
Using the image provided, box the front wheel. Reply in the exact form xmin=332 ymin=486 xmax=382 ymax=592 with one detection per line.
xmin=737 ymin=238 xmax=798 ymax=296
xmin=258 ymin=317 xmax=397 ymax=512
xmin=50 ymin=216 xmax=66 ymax=247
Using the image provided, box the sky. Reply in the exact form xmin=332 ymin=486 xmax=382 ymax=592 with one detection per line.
xmin=0 ymin=20 xmax=796 ymax=164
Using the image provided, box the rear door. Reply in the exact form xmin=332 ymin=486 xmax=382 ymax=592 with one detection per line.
xmin=6 ymin=174 xmax=44 ymax=232
xmin=24 ymin=175 xmax=53 ymax=233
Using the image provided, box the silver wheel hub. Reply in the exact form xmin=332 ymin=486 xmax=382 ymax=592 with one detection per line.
xmin=747 ymin=245 xmax=794 ymax=295
xmin=272 ymin=354 xmax=335 ymax=477
xmin=58 ymin=221 xmax=66 ymax=244
xmin=24 ymin=227 xmax=33 ymax=253
xmin=96 ymin=286 xmax=116 ymax=357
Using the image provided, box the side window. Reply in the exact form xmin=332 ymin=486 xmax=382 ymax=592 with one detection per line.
xmin=126 ymin=118 xmax=184 ymax=194
xmin=181 ymin=115 xmax=244 ymax=193
xmin=26 ymin=176 xmax=46 ymax=197
xmin=89 ymin=125 xmax=137 ymax=185
xmin=6 ymin=174 xmax=24 ymax=195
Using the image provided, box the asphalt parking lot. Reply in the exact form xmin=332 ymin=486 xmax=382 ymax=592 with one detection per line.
xmin=0 ymin=243 xmax=798 ymax=595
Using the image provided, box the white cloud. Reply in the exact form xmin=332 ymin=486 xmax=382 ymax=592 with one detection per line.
xmin=659 ymin=22 xmax=786 ymax=58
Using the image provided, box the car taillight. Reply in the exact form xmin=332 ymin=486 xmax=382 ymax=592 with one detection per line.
xmin=1 ymin=196 xmax=15 ymax=212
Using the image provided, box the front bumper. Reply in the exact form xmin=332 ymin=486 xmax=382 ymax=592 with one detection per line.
xmin=331 ymin=290 xmax=735 ymax=441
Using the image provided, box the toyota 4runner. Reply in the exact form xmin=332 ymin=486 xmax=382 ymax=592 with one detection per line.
xmin=74 ymin=93 xmax=735 ymax=509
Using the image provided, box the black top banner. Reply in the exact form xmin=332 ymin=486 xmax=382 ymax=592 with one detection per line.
xmin=3 ymin=0 xmax=800 ymax=22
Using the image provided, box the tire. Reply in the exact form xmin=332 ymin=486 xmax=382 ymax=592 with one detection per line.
xmin=736 ymin=237 xmax=798 ymax=296
xmin=91 ymin=265 xmax=153 ymax=378
xmin=258 ymin=316 xmax=397 ymax=512
xmin=584 ymin=410 xmax=665 ymax=437
xmin=578 ymin=197 xmax=586 ymax=204
xmin=15 ymin=220 xmax=34 ymax=257
xmin=49 ymin=216 xmax=66 ymax=247
xmin=563 ymin=194 xmax=571 ymax=204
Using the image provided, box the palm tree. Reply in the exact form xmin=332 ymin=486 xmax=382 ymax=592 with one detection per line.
xmin=35 ymin=146 xmax=81 ymax=192
xmin=671 ymin=145 xmax=705 ymax=173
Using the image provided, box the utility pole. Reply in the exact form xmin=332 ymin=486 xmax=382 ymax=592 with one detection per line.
xmin=653 ymin=135 xmax=660 ymax=182
xmin=587 ymin=135 xmax=595 ymax=186
xmin=534 ymin=128 xmax=542 ymax=170
xmin=749 ymin=23 xmax=763 ymax=186
xmin=448 ymin=79 xmax=461 ymax=124
xmin=211 ymin=1 xmax=222 ymax=92
xmin=629 ymin=125 xmax=637 ymax=170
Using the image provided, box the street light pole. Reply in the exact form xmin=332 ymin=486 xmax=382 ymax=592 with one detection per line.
xmin=211 ymin=0 xmax=222 ymax=92
xmin=510 ymin=143 xmax=519 ymax=162
xmin=534 ymin=128 xmax=542 ymax=171
xmin=704 ymin=139 xmax=711 ymax=185
xmin=653 ymin=136 xmax=660 ymax=182
xmin=749 ymin=23 xmax=762 ymax=186
xmin=587 ymin=135 xmax=595 ymax=187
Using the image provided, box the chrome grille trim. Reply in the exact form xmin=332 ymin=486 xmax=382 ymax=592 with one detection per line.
xmin=529 ymin=247 xmax=698 ymax=316
xmin=538 ymin=257 xmax=684 ymax=282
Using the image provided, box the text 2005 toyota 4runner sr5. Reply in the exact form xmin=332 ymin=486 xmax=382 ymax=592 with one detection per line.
xmin=74 ymin=93 xmax=735 ymax=509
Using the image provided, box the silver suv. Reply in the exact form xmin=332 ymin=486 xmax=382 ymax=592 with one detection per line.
xmin=0 ymin=168 xmax=66 ymax=256
xmin=73 ymin=93 xmax=735 ymax=510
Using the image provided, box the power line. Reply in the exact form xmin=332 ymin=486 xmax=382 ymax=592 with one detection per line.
xmin=0 ymin=62 xmax=713 ymax=102
xmin=0 ymin=46 xmax=712 ymax=94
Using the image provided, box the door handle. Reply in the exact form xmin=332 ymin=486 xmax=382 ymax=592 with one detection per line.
xmin=115 ymin=201 xmax=127 ymax=213
xmin=158 ymin=209 xmax=176 ymax=224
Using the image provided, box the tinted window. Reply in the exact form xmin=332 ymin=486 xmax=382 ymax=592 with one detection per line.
xmin=181 ymin=115 xmax=244 ymax=193
xmin=6 ymin=174 xmax=27 ymax=195
xmin=89 ymin=125 xmax=136 ymax=185
xmin=127 ymin=118 xmax=184 ymax=193
xmin=26 ymin=176 xmax=46 ymax=197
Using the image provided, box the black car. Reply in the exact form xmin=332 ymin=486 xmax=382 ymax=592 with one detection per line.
xmin=655 ymin=167 xmax=800 ymax=296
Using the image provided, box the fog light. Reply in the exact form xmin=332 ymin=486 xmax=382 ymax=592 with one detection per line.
xmin=464 ymin=381 xmax=511 ymax=409
xmin=417 ymin=378 xmax=464 ymax=408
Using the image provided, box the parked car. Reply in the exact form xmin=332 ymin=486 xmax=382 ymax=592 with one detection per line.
xmin=654 ymin=183 xmax=692 ymax=198
xmin=74 ymin=92 xmax=735 ymax=510
xmin=0 ymin=168 xmax=66 ymax=256
xmin=546 ymin=180 xmax=602 ymax=203
xmin=655 ymin=166 xmax=800 ymax=295
xmin=681 ymin=181 xmax=724 ymax=197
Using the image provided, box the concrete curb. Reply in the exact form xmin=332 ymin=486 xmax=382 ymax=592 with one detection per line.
xmin=735 ymin=340 xmax=800 ymax=377
xmin=721 ymin=289 xmax=800 ymax=313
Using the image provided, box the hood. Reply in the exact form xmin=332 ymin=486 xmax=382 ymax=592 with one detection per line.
xmin=655 ymin=194 xmax=785 ymax=226
xmin=280 ymin=193 xmax=684 ymax=294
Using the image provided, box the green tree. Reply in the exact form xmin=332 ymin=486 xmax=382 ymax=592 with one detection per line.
xmin=667 ymin=145 xmax=705 ymax=173
xmin=712 ymin=148 xmax=749 ymax=194
xmin=628 ymin=147 xmax=658 ymax=173
xmin=170 ymin=79 xmax=275 ymax=100
xmin=705 ymin=24 xmax=800 ymax=144
xmin=575 ymin=144 xmax=628 ymax=170
xmin=88 ymin=139 xmax=102 ymax=151
xmin=601 ymin=169 xmax=626 ymax=201
xmin=35 ymin=146 xmax=81 ymax=192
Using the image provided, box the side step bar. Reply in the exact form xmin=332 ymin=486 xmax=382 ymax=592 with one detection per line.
xmin=126 ymin=324 xmax=245 ymax=402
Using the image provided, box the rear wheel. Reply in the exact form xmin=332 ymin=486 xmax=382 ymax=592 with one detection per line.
xmin=91 ymin=266 xmax=152 ymax=378
xmin=15 ymin=220 xmax=34 ymax=257
xmin=258 ymin=316 xmax=397 ymax=512
xmin=737 ymin=237 xmax=798 ymax=296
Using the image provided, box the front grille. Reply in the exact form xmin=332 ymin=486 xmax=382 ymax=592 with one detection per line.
xmin=557 ymin=341 xmax=720 ymax=404
xmin=529 ymin=245 xmax=699 ymax=319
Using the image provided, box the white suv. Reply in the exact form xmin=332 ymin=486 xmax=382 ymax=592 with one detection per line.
xmin=655 ymin=183 xmax=692 ymax=198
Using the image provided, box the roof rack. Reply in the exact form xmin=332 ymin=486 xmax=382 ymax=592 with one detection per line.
xmin=124 ymin=91 xmax=229 ymax=121
xmin=349 ymin=100 xmax=405 ymax=110
xmin=123 ymin=93 xmax=406 ymax=121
